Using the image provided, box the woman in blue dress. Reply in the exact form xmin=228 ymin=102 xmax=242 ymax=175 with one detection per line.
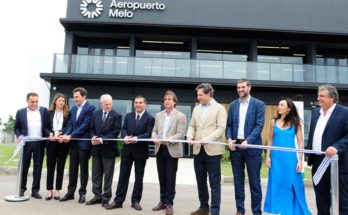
xmin=264 ymin=98 xmax=311 ymax=215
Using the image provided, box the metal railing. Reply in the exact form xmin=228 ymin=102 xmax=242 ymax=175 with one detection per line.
xmin=53 ymin=54 xmax=348 ymax=84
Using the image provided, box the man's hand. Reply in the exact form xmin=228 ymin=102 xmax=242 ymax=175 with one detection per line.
xmin=153 ymin=135 xmax=161 ymax=145
xmin=240 ymin=140 xmax=248 ymax=149
xmin=91 ymin=136 xmax=101 ymax=145
xmin=187 ymin=137 xmax=194 ymax=145
xmin=62 ymin=135 xmax=71 ymax=143
xmin=228 ymin=139 xmax=236 ymax=151
xmin=325 ymin=146 xmax=338 ymax=158
xmin=130 ymin=136 xmax=138 ymax=144
xmin=124 ymin=136 xmax=132 ymax=144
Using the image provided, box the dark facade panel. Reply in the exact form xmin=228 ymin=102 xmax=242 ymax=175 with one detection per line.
xmin=66 ymin=0 xmax=348 ymax=35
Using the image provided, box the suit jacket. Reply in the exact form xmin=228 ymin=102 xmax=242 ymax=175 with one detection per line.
xmin=14 ymin=106 xmax=47 ymax=138
xmin=187 ymin=99 xmax=227 ymax=156
xmin=89 ymin=109 xmax=122 ymax=158
xmin=64 ymin=101 xmax=95 ymax=150
xmin=226 ymin=97 xmax=265 ymax=156
xmin=44 ymin=110 xmax=69 ymax=137
xmin=307 ymin=104 xmax=348 ymax=173
xmin=121 ymin=110 xmax=155 ymax=159
xmin=152 ymin=109 xmax=187 ymax=158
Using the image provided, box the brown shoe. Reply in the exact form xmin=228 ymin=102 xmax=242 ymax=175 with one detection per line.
xmin=152 ymin=202 xmax=167 ymax=211
xmin=235 ymin=212 xmax=244 ymax=215
xmin=166 ymin=205 xmax=173 ymax=215
xmin=190 ymin=207 xmax=209 ymax=215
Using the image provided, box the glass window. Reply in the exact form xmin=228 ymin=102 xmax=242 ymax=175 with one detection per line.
xmin=257 ymin=45 xmax=305 ymax=64
xmin=146 ymin=104 xmax=161 ymax=117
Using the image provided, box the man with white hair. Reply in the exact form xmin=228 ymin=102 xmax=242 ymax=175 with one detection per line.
xmin=86 ymin=94 xmax=122 ymax=207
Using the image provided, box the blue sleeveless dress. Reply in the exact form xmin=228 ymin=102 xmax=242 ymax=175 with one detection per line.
xmin=264 ymin=123 xmax=311 ymax=215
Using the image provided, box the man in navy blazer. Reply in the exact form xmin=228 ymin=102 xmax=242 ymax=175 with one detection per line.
xmin=307 ymin=84 xmax=348 ymax=215
xmin=86 ymin=94 xmax=122 ymax=207
xmin=226 ymin=79 xmax=265 ymax=215
xmin=60 ymin=87 xmax=95 ymax=203
xmin=106 ymin=95 xmax=155 ymax=211
xmin=14 ymin=92 xmax=47 ymax=199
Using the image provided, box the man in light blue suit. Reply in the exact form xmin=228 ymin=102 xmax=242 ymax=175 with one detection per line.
xmin=226 ymin=79 xmax=265 ymax=215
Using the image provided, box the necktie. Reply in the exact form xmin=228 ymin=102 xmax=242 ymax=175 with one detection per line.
xmin=136 ymin=114 xmax=140 ymax=124
xmin=102 ymin=112 xmax=108 ymax=122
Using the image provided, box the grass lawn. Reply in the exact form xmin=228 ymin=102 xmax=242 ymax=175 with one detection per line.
xmin=0 ymin=143 xmax=120 ymax=169
xmin=221 ymin=156 xmax=312 ymax=179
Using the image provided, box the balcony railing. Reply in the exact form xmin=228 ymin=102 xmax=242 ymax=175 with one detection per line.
xmin=53 ymin=54 xmax=348 ymax=84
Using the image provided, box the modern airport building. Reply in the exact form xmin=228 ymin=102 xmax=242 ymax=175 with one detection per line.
xmin=40 ymin=0 xmax=348 ymax=156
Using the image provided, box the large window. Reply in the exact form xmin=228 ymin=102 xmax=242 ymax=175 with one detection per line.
xmin=316 ymin=48 xmax=348 ymax=83
xmin=135 ymin=39 xmax=190 ymax=77
xmin=74 ymin=37 xmax=130 ymax=75
xmin=196 ymin=41 xmax=248 ymax=79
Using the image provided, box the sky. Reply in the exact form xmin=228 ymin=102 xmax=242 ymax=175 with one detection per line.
xmin=0 ymin=0 xmax=67 ymax=123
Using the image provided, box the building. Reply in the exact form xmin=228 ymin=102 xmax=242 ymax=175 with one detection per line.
xmin=40 ymin=0 xmax=348 ymax=156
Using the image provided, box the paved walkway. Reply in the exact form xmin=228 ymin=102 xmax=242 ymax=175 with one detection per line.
xmin=0 ymin=158 xmax=317 ymax=215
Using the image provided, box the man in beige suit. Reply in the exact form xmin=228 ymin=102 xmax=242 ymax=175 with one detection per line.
xmin=151 ymin=90 xmax=187 ymax=215
xmin=187 ymin=83 xmax=227 ymax=215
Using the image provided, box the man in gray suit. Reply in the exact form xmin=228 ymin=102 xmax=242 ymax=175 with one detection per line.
xmin=151 ymin=90 xmax=187 ymax=215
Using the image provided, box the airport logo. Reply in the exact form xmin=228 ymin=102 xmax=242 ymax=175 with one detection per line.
xmin=80 ymin=0 xmax=104 ymax=19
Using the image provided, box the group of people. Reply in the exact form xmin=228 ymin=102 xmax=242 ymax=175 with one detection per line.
xmin=14 ymin=79 xmax=348 ymax=215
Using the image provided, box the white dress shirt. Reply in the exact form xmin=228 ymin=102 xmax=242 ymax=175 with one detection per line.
xmin=76 ymin=100 xmax=86 ymax=120
xmin=27 ymin=107 xmax=42 ymax=137
xmin=312 ymin=103 xmax=336 ymax=152
xmin=162 ymin=110 xmax=173 ymax=138
xmin=237 ymin=96 xmax=250 ymax=140
xmin=201 ymin=99 xmax=214 ymax=120
xmin=135 ymin=110 xmax=145 ymax=121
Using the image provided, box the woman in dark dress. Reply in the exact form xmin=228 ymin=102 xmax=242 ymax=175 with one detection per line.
xmin=44 ymin=93 xmax=70 ymax=200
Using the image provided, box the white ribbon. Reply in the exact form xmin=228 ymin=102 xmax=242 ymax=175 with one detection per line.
xmin=313 ymin=154 xmax=338 ymax=186
xmin=5 ymin=139 xmax=25 ymax=164
xmin=15 ymin=136 xmax=333 ymax=185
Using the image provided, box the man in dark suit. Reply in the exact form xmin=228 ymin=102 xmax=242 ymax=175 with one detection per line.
xmin=105 ymin=95 xmax=155 ymax=211
xmin=307 ymin=84 xmax=348 ymax=215
xmin=14 ymin=92 xmax=47 ymax=199
xmin=60 ymin=87 xmax=95 ymax=203
xmin=86 ymin=94 xmax=122 ymax=207
xmin=226 ymin=79 xmax=265 ymax=215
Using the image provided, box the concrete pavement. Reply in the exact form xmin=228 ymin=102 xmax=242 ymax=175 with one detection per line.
xmin=0 ymin=157 xmax=318 ymax=215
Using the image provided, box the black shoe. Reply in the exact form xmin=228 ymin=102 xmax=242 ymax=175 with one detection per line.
xmin=60 ymin=193 xmax=74 ymax=202
xmin=105 ymin=202 xmax=122 ymax=210
xmin=54 ymin=196 xmax=60 ymax=200
xmin=19 ymin=191 xmax=24 ymax=197
xmin=78 ymin=195 xmax=86 ymax=204
xmin=31 ymin=193 xmax=43 ymax=199
xmin=102 ymin=200 xmax=109 ymax=207
xmin=131 ymin=202 xmax=142 ymax=211
xmin=45 ymin=190 xmax=53 ymax=200
xmin=86 ymin=198 xmax=102 ymax=205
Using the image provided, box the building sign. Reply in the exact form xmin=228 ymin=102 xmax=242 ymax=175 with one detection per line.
xmin=80 ymin=0 xmax=166 ymax=19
